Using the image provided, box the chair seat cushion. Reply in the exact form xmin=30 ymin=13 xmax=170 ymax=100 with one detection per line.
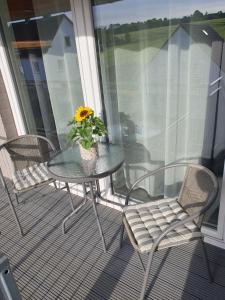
xmin=123 ymin=198 xmax=202 ymax=253
xmin=12 ymin=162 xmax=51 ymax=191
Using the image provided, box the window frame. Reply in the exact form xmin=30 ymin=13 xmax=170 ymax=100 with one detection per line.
xmin=0 ymin=16 xmax=26 ymax=135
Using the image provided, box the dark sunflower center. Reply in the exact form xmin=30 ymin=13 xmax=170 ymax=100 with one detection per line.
xmin=80 ymin=110 xmax=88 ymax=117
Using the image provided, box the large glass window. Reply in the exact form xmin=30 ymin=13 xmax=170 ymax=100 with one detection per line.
xmin=0 ymin=0 xmax=84 ymax=148
xmin=92 ymin=0 xmax=225 ymax=229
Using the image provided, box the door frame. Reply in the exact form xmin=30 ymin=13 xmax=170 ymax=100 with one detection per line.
xmin=70 ymin=0 xmax=102 ymax=116
xmin=1 ymin=0 xmax=225 ymax=248
xmin=0 ymin=21 xmax=26 ymax=135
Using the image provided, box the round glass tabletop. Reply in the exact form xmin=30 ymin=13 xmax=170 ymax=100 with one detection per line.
xmin=47 ymin=143 xmax=124 ymax=183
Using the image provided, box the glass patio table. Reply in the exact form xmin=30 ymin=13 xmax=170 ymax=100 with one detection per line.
xmin=47 ymin=143 xmax=124 ymax=252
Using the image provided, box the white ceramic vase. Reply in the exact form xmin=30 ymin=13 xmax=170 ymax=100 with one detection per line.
xmin=79 ymin=143 xmax=98 ymax=160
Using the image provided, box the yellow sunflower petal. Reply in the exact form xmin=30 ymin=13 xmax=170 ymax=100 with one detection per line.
xmin=86 ymin=106 xmax=94 ymax=116
xmin=74 ymin=106 xmax=94 ymax=122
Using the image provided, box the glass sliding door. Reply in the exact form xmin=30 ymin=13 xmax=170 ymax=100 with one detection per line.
xmin=0 ymin=0 xmax=84 ymax=148
xmin=92 ymin=0 xmax=225 ymax=230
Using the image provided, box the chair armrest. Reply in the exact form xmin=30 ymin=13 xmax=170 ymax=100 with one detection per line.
xmin=35 ymin=135 xmax=56 ymax=152
xmin=125 ymin=163 xmax=190 ymax=206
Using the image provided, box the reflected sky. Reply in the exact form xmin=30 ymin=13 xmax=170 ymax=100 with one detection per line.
xmin=93 ymin=0 xmax=225 ymax=26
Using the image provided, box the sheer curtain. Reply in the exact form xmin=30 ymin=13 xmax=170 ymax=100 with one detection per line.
xmin=113 ymin=25 xmax=216 ymax=196
xmin=92 ymin=1 xmax=225 ymax=204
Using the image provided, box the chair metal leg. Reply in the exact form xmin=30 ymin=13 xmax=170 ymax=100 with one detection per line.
xmin=140 ymin=251 xmax=154 ymax=300
xmin=201 ymin=239 xmax=213 ymax=282
xmin=53 ymin=181 xmax=58 ymax=191
xmin=15 ymin=193 xmax=19 ymax=205
xmin=82 ymin=183 xmax=87 ymax=200
xmin=120 ymin=215 xmax=125 ymax=249
xmin=90 ymin=182 xmax=107 ymax=253
xmin=95 ymin=180 xmax=101 ymax=197
xmin=136 ymin=251 xmax=146 ymax=272
xmin=65 ymin=183 xmax=75 ymax=211
xmin=6 ymin=191 xmax=23 ymax=236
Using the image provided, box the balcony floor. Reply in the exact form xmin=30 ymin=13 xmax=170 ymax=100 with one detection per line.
xmin=1 ymin=184 xmax=225 ymax=300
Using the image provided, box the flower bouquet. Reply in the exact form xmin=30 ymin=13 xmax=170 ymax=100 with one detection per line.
xmin=67 ymin=106 xmax=107 ymax=160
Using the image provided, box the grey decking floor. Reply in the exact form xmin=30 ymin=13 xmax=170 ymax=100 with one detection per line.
xmin=1 ymin=184 xmax=225 ymax=300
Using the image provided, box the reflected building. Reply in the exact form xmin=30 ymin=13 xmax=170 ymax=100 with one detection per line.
xmin=11 ymin=14 xmax=82 ymax=147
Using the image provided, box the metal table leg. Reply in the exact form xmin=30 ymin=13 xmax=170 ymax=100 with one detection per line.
xmin=62 ymin=183 xmax=87 ymax=234
xmin=96 ymin=180 xmax=101 ymax=197
xmin=65 ymin=183 xmax=75 ymax=211
xmin=62 ymin=181 xmax=107 ymax=252
xmin=89 ymin=181 xmax=107 ymax=253
xmin=109 ymin=174 xmax=114 ymax=195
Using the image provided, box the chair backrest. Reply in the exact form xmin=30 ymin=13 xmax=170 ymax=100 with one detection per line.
xmin=177 ymin=164 xmax=218 ymax=225
xmin=0 ymin=135 xmax=55 ymax=173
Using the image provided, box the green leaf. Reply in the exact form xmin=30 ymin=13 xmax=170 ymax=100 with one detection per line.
xmin=66 ymin=111 xmax=107 ymax=146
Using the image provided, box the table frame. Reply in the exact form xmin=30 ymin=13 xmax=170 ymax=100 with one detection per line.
xmin=47 ymin=149 xmax=124 ymax=253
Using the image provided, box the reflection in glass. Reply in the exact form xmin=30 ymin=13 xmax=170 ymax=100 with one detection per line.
xmin=0 ymin=0 xmax=84 ymax=148
xmin=92 ymin=0 xmax=225 ymax=229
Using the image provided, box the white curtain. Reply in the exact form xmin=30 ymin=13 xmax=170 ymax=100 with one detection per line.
xmin=100 ymin=24 xmax=223 ymax=198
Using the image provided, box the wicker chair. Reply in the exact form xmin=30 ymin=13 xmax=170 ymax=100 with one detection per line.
xmin=0 ymin=135 xmax=65 ymax=236
xmin=120 ymin=163 xmax=218 ymax=300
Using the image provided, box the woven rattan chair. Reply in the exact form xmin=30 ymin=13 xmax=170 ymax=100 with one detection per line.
xmin=0 ymin=134 xmax=71 ymax=236
xmin=120 ymin=163 xmax=218 ymax=300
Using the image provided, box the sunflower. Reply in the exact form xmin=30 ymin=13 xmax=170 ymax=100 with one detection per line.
xmin=75 ymin=106 xmax=93 ymax=122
